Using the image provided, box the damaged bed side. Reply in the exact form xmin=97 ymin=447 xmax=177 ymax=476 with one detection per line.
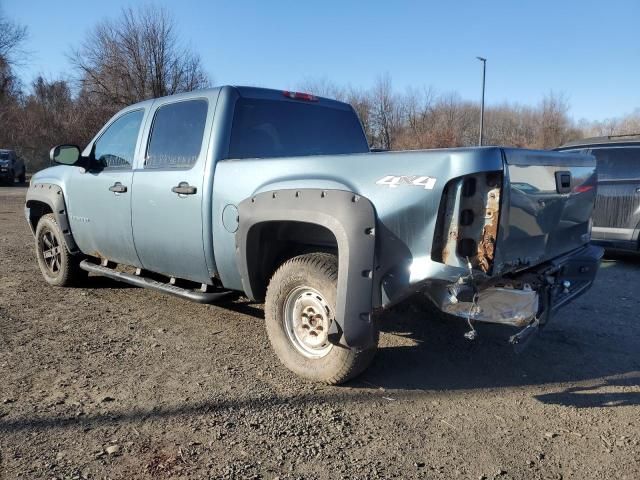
xmin=427 ymin=148 xmax=602 ymax=349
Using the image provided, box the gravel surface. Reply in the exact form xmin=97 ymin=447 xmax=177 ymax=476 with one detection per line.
xmin=1 ymin=185 xmax=639 ymax=479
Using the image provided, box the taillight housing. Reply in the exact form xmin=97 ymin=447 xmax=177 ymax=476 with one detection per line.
xmin=432 ymin=171 xmax=503 ymax=273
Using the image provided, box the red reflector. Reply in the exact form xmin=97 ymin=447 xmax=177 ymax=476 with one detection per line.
xmin=573 ymin=185 xmax=594 ymax=193
xmin=283 ymin=90 xmax=318 ymax=102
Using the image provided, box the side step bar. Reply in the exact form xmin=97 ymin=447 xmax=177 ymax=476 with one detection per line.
xmin=79 ymin=260 xmax=233 ymax=304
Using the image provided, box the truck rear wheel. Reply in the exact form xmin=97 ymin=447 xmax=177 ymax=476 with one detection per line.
xmin=35 ymin=213 xmax=86 ymax=287
xmin=265 ymin=253 xmax=378 ymax=385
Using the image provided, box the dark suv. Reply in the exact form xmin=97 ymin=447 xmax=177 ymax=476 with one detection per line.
xmin=0 ymin=149 xmax=26 ymax=185
xmin=557 ymin=135 xmax=640 ymax=252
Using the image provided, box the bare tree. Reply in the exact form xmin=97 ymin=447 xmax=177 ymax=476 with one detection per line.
xmin=345 ymin=86 xmax=374 ymax=146
xmin=70 ymin=5 xmax=210 ymax=106
xmin=0 ymin=9 xmax=27 ymax=64
xmin=535 ymin=91 xmax=571 ymax=148
xmin=297 ymin=77 xmax=346 ymax=101
xmin=0 ymin=9 xmax=27 ymax=99
xmin=370 ymin=74 xmax=405 ymax=149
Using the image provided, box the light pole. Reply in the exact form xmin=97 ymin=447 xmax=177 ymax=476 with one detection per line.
xmin=476 ymin=56 xmax=486 ymax=146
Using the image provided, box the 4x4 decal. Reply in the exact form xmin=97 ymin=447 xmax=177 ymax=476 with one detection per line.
xmin=375 ymin=175 xmax=437 ymax=190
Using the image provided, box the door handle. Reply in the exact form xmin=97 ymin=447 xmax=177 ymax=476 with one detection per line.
xmin=172 ymin=182 xmax=197 ymax=195
xmin=109 ymin=182 xmax=127 ymax=193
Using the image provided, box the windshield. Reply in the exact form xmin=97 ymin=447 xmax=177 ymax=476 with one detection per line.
xmin=0 ymin=152 xmax=9 ymax=160
xmin=228 ymin=98 xmax=368 ymax=159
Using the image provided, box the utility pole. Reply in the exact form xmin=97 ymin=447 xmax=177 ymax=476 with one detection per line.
xmin=476 ymin=56 xmax=486 ymax=146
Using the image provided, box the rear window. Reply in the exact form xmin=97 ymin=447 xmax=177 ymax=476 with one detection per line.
xmin=591 ymin=147 xmax=640 ymax=180
xmin=228 ymin=98 xmax=369 ymax=159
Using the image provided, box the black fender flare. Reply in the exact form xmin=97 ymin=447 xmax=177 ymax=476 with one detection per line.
xmin=25 ymin=183 xmax=79 ymax=253
xmin=236 ymin=189 xmax=377 ymax=349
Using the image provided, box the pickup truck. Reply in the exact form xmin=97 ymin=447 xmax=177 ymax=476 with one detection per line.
xmin=25 ymin=86 xmax=603 ymax=384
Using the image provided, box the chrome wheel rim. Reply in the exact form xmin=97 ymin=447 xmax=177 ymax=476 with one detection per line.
xmin=284 ymin=286 xmax=333 ymax=358
xmin=41 ymin=230 xmax=62 ymax=275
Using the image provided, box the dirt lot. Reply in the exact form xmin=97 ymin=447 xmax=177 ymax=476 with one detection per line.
xmin=0 ymin=185 xmax=639 ymax=480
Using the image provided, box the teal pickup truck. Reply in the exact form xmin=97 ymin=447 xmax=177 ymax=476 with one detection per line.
xmin=25 ymin=86 xmax=603 ymax=384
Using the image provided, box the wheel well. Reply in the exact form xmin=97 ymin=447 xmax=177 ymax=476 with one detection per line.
xmin=26 ymin=200 xmax=53 ymax=231
xmin=245 ymin=221 xmax=338 ymax=301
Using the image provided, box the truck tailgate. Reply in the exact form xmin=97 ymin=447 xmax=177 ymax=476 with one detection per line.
xmin=493 ymin=149 xmax=597 ymax=274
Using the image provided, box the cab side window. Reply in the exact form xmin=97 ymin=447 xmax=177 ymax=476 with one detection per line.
xmin=94 ymin=110 xmax=144 ymax=169
xmin=145 ymin=100 xmax=208 ymax=169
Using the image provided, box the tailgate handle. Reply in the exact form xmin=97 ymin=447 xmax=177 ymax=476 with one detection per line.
xmin=555 ymin=171 xmax=572 ymax=194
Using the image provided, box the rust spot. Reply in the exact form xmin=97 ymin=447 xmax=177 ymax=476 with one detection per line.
xmin=442 ymin=228 xmax=459 ymax=264
xmin=477 ymin=186 xmax=500 ymax=272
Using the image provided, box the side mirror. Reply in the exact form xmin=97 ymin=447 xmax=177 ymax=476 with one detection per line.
xmin=50 ymin=145 xmax=81 ymax=166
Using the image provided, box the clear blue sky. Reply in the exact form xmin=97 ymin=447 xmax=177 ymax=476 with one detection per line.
xmin=4 ymin=0 xmax=639 ymax=121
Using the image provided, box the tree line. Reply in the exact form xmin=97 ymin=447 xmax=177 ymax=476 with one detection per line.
xmin=0 ymin=5 xmax=638 ymax=172
xmin=298 ymin=75 xmax=640 ymax=151
xmin=0 ymin=5 xmax=209 ymax=172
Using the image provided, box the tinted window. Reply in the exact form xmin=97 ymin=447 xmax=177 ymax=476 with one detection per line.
xmin=228 ymin=98 xmax=369 ymax=159
xmin=94 ymin=110 xmax=144 ymax=169
xmin=146 ymin=100 xmax=208 ymax=168
xmin=591 ymin=147 xmax=640 ymax=180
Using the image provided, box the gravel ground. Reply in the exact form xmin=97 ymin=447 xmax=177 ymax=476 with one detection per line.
xmin=0 ymin=185 xmax=639 ymax=479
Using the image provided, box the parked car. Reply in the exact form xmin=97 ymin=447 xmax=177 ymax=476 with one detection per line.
xmin=25 ymin=86 xmax=603 ymax=384
xmin=0 ymin=149 xmax=26 ymax=184
xmin=556 ymin=135 xmax=640 ymax=253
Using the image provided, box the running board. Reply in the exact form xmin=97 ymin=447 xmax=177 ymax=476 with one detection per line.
xmin=79 ymin=260 xmax=233 ymax=304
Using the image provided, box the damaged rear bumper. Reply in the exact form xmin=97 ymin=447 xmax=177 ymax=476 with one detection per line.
xmin=428 ymin=243 xmax=603 ymax=329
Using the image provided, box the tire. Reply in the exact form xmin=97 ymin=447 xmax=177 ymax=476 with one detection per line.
xmin=35 ymin=213 xmax=86 ymax=287
xmin=265 ymin=253 xmax=378 ymax=384
xmin=18 ymin=171 xmax=25 ymax=184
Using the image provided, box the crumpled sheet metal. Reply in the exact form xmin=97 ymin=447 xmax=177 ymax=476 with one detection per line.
xmin=444 ymin=285 xmax=539 ymax=327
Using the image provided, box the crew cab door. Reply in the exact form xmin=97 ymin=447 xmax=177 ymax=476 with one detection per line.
xmin=131 ymin=97 xmax=213 ymax=283
xmin=65 ymin=108 xmax=146 ymax=266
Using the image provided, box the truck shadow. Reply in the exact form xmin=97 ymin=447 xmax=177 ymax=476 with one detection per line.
xmin=78 ymin=255 xmax=639 ymax=404
xmin=533 ymin=377 xmax=640 ymax=408
xmin=355 ymin=302 xmax=640 ymax=402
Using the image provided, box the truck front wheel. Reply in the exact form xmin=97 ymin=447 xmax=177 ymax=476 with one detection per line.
xmin=265 ymin=253 xmax=378 ymax=384
xmin=35 ymin=214 xmax=86 ymax=287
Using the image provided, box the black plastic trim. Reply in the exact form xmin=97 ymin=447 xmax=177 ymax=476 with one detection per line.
xmin=79 ymin=260 xmax=232 ymax=303
xmin=236 ymin=189 xmax=377 ymax=349
xmin=25 ymin=183 xmax=79 ymax=253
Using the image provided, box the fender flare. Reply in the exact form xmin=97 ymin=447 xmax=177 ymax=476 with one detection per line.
xmin=25 ymin=183 xmax=79 ymax=253
xmin=236 ymin=189 xmax=377 ymax=348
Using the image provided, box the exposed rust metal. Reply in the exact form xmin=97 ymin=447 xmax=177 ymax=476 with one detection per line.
xmin=477 ymin=186 xmax=500 ymax=272
xmin=441 ymin=228 xmax=458 ymax=264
